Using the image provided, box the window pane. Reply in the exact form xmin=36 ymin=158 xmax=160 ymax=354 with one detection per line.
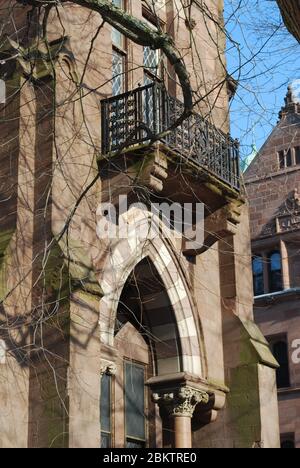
xmin=269 ymin=251 xmax=283 ymax=293
xmin=272 ymin=341 xmax=290 ymax=388
xmin=100 ymin=374 xmax=111 ymax=433
xmin=286 ymin=149 xmax=292 ymax=167
xmin=112 ymin=0 xmax=123 ymax=48
xmin=125 ymin=362 xmax=146 ymax=441
xmin=252 ymin=257 xmax=264 ymax=296
xmin=112 ymin=50 xmax=124 ymax=96
xmin=143 ymin=46 xmax=159 ymax=76
xmin=278 ymin=151 xmax=285 ymax=169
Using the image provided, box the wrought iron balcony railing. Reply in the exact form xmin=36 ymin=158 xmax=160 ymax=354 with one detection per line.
xmin=101 ymin=83 xmax=240 ymax=191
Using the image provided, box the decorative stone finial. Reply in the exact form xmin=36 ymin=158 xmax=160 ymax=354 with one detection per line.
xmin=152 ymin=386 xmax=210 ymax=418
xmin=279 ymin=82 xmax=300 ymax=119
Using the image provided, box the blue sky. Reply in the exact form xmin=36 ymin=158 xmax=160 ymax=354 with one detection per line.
xmin=225 ymin=0 xmax=300 ymax=163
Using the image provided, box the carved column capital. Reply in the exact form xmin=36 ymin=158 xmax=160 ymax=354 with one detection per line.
xmin=100 ymin=359 xmax=117 ymax=376
xmin=152 ymin=386 xmax=209 ymax=418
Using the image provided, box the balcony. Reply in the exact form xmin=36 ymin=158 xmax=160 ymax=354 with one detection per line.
xmin=100 ymin=83 xmax=240 ymax=191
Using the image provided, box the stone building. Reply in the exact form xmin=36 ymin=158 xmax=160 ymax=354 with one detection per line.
xmin=245 ymin=85 xmax=300 ymax=449
xmin=0 ymin=0 xmax=279 ymax=448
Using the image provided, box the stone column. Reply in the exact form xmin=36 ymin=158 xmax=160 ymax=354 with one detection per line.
xmin=152 ymin=386 xmax=209 ymax=448
xmin=280 ymin=240 xmax=290 ymax=290
xmin=262 ymin=252 xmax=270 ymax=294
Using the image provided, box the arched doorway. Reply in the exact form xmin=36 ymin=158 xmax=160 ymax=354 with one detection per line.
xmin=101 ymin=257 xmax=183 ymax=448
xmin=98 ymin=207 xmax=210 ymax=448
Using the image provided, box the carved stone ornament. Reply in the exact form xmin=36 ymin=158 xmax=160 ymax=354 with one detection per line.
xmin=152 ymin=386 xmax=210 ymax=418
xmin=276 ymin=189 xmax=300 ymax=233
xmin=100 ymin=359 xmax=117 ymax=376
xmin=260 ymin=189 xmax=300 ymax=236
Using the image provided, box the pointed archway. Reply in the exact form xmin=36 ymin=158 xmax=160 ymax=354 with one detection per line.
xmin=97 ymin=212 xmax=205 ymax=377
xmin=97 ymin=206 xmax=215 ymax=448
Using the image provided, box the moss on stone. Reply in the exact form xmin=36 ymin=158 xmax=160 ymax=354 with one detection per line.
xmin=228 ymin=364 xmax=261 ymax=448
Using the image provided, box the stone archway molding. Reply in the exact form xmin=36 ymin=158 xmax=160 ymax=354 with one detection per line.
xmin=96 ymin=206 xmax=204 ymax=377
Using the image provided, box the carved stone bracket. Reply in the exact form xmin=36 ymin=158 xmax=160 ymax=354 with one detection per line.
xmin=182 ymin=200 xmax=243 ymax=256
xmin=152 ymin=386 xmax=210 ymax=418
xmin=136 ymin=148 xmax=168 ymax=193
xmin=100 ymin=359 xmax=117 ymax=376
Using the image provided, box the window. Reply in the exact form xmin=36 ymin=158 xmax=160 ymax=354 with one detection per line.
xmin=124 ymin=361 xmax=146 ymax=448
xmin=268 ymin=251 xmax=283 ymax=293
xmin=112 ymin=0 xmax=123 ymax=48
xmin=286 ymin=149 xmax=292 ymax=167
xmin=111 ymin=0 xmax=126 ymax=96
xmin=251 ymin=250 xmax=284 ymax=295
xmin=112 ymin=49 xmax=125 ymax=96
xmin=281 ymin=435 xmax=295 ymax=449
xmin=144 ymin=46 xmax=160 ymax=83
xmin=143 ymin=13 xmax=161 ymax=85
xmin=278 ymin=149 xmax=293 ymax=168
xmin=269 ymin=337 xmax=290 ymax=389
xmin=278 ymin=147 xmax=300 ymax=169
xmin=252 ymin=256 xmax=264 ymax=296
xmin=279 ymin=150 xmax=285 ymax=169
xmin=100 ymin=373 xmax=112 ymax=448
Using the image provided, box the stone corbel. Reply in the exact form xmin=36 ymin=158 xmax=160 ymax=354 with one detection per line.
xmin=136 ymin=147 xmax=168 ymax=193
xmin=152 ymin=385 xmax=209 ymax=418
xmin=100 ymin=359 xmax=117 ymax=377
xmin=182 ymin=199 xmax=243 ymax=256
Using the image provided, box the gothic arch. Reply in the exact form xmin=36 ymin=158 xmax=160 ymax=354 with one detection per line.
xmin=96 ymin=207 xmax=206 ymax=377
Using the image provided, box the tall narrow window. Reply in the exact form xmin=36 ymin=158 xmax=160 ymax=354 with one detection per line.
xmin=269 ymin=338 xmax=290 ymax=389
xmin=124 ymin=361 xmax=146 ymax=448
xmin=286 ymin=148 xmax=292 ymax=167
xmin=143 ymin=46 xmax=160 ymax=84
xmin=252 ymin=256 xmax=264 ymax=296
xmin=112 ymin=49 xmax=125 ymax=96
xmin=268 ymin=251 xmax=283 ymax=293
xmin=100 ymin=373 xmax=112 ymax=447
xmin=278 ymin=150 xmax=285 ymax=169
xmin=295 ymin=147 xmax=300 ymax=166
xmin=112 ymin=0 xmax=126 ymax=96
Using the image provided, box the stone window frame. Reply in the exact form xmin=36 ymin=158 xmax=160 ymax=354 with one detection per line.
xmin=278 ymin=146 xmax=300 ymax=170
xmin=252 ymin=247 xmax=284 ymax=296
xmin=111 ymin=0 xmax=128 ymax=96
xmin=142 ymin=5 xmax=165 ymax=85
